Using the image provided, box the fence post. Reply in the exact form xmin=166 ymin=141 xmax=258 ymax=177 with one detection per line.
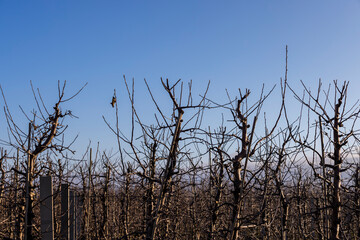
xmin=70 ymin=190 xmax=75 ymax=240
xmin=61 ymin=183 xmax=69 ymax=240
xmin=75 ymin=192 xmax=82 ymax=239
xmin=40 ymin=176 xmax=54 ymax=240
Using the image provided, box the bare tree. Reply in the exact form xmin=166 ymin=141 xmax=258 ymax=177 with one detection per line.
xmin=226 ymin=83 xmax=285 ymax=239
xmin=104 ymin=77 xmax=209 ymax=239
xmin=286 ymin=80 xmax=360 ymax=240
xmin=0 ymin=81 xmax=85 ymax=239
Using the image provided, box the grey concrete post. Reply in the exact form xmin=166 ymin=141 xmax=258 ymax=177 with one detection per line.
xmin=40 ymin=176 xmax=54 ymax=240
xmin=61 ymin=183 xmax=69 ymax=240
xmin=76 ymin=193 xmax=84 ymax=239
xmin=70 ymin=190 xmax=75 ymax=240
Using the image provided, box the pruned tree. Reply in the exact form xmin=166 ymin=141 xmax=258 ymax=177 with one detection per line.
xmin=104 ymin=77 xmax=209 ymax=239
xmin=226 ymin=82 xmax=285 ymax=239
xmin=286 ymin=80 xmax=360 ymax=240
xmin=0 ymin=81 xmax=85 ymax=239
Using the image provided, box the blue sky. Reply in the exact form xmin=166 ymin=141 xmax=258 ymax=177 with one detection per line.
xmin=1 ymin=1 xmax=360 ymax=155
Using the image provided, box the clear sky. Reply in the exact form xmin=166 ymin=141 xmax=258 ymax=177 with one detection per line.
xmin=1 ymin=1 xmax=360 ymax=155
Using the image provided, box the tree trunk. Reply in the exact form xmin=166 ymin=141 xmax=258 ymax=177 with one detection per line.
xmin=209 ymin=151 xmax=224 ymax=240
xmin=330 ymin=99 xmax=342 ymax=240
xmin=229 ymin=115 xmax=248 ymax=240
xmin=145 ymin=143 xmax=156 ymax=239
xmin=145 ymin=109 xmax=183 ymax=240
